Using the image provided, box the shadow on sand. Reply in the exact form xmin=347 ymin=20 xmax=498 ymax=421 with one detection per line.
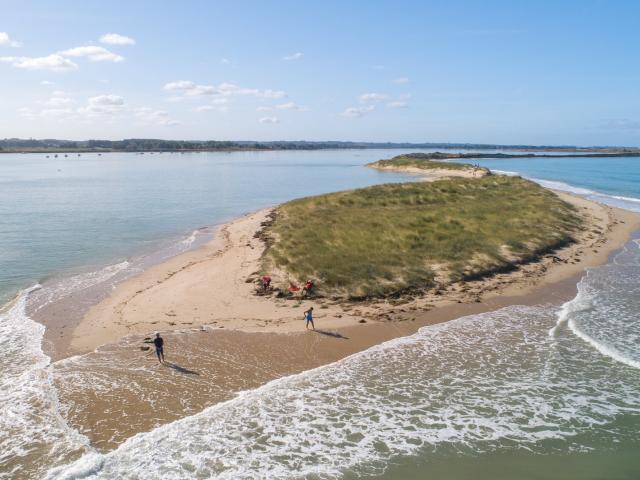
xmin=163 ymin=362 xmax=200 ymax=375
xmin=313 ymin=329 xmax=349 ymax=340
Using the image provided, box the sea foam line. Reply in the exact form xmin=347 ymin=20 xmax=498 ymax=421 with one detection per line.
xmin=550 ymin=281 xmax=640 ymax=369
xmin=566 ymin=317 xmax=640 ymax=370
xmin=0 ymin=286 xmax=92 ymax=479
xmin=549 ymin=246 xmax=640 ymax=370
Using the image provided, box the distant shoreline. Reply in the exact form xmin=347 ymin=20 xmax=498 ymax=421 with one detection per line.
xmin=1 ymin=139 xmax=639 ymax=155
xmin=4 ymin=149 xmax=640 ymax=157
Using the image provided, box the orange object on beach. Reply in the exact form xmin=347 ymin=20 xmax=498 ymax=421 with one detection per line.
xmin=288 ymin=284 xmax=301 ymax=292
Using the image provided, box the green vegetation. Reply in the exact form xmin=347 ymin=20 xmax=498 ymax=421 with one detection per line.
xmin=368 ymin=153 xmax=491 ymax=174
xmin=263 ymin=176 xmax=582 ymax=299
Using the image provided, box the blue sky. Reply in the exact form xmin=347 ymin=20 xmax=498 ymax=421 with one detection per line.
xmin=1 ymin=0 xmax=639 ymax=145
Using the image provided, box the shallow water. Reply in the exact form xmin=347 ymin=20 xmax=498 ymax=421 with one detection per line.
xmin=2 ymin=150 xmax=640 ymax=479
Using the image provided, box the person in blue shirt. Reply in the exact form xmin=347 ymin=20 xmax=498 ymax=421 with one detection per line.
xmin=303 ymin=307 xmax=315 ymax=330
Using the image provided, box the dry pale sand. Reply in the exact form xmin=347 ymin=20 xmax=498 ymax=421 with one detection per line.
xmin=63 ymin=190 xmax=639 ymax=361
xmin=369 ymin=164 xmax=489 ymax=180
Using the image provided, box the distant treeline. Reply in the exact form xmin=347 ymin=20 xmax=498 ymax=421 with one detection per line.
xmin=1 ymin=138 xmax=639 ymax=153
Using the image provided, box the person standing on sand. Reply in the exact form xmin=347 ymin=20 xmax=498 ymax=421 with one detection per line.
xmin=304 ymin=307 xmax=315 ymax=330
xmin=153 ymin=332 xmax=165 ymax=363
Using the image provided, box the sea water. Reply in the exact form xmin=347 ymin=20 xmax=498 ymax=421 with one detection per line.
xmin=1 ymin=150 xmax=640 ymax=479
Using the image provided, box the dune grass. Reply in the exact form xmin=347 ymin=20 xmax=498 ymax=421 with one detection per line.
xmin=368 ymin=153 xmax=491 ymax=174
xmin=262 ymin=176 xmax=582 ymax=299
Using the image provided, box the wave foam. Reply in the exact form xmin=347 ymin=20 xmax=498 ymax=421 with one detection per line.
xmin=529 ymin=177 xmax=595 ymax=196
xmin=29 ymin=261 xmax=132 ymax=312
xmin=558 ymin=242 xmax=640 ymax=369
xmin=47 ymin=304 xmax=640 ymax=479
xmin=0 ymin=288 xmax=90 ymax=479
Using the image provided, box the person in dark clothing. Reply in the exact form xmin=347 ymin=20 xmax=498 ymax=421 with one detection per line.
xmin=153 ymin=332 xmax=165 ymax=363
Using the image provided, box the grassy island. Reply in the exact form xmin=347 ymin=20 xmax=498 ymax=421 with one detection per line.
xmin=262 ymin=176 xmax=582 ymax=298
xmin=367 ymin=153 xmax=491 ymax=176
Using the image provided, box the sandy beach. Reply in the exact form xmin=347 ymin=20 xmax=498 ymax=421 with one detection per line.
xmin=367 ymin=163 xmax=490 ymax=180
xmin=34 ymin=185 xmax=638 ymax=450
xmin=54 ymin=190 xmax=638 ymax=361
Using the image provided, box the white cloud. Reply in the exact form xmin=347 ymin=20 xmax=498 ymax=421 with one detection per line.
xmin=40 ymin=80 xmax=54 ymax=86
xmin=78 ymin=94 xmax=125 ymax=116
xmin=259 ymin=116 xmax=279 ymax=124
xmin=58 ymin=46 xmax=124 ymax=62
xmin=18 ymin=105 xmax=75 ymax=119
xmin=0 ymin=54 xmax=78 ymax=71
xmin=218 ymin=82 xmax=287 ymax=98
xmin=135 ymin=107 xmax=179 ymax=125
xmin=0 ymin=32 xmax=21 ymax=48
xmin=282 ymin=52 xmax=303 ymax=61
xmin=164 ymin=80 xmax=197 ymax=90
xmin=164 ymin=80 xmax=287 ymax=100
xmin=196 ymin=98 xmax=229 ymax=112
xmin=100 ymin=33 xmax=136 ymax=46
xmin=186 ymin=85 xmax=216 ymax=96
xmin=163 ymin=80 xmax=216 ymax=96
xmin=359 ymin=93 xmax=388 ymax=103
xmin=41 ymin=108 xmax=74 ymax=118
xmin=258 ymin=89 xmax=287 ymax=99
xmin=275 ymin=102 xmax=305 ymax=110
xmin=341 ymin=105 xmax=375 ymax=117
xmin=45 ymin=91 xmax=74 ymax=107
xmin=393 ymin=77 xmax=409 ymax=84
xmin=387 ymin=100 xmax=408 ymax=108
xmin=221 ymin=58 xmax=231 ymax=64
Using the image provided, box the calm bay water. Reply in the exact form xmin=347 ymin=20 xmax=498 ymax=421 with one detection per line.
xmin=1 ymin=150 xmax=640 ymax=479
xmin=0 ymin=150 xmax=420 ymax=305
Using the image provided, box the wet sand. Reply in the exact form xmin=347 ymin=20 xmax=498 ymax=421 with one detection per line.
xmin=39 ymin=190 xmax=639 ymax=450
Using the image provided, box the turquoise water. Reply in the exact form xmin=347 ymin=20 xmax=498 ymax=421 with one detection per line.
xmin=475 ymin=155 xmax=640 ymax=212
xmin=2 ymin=151 xmax=640 ymax=479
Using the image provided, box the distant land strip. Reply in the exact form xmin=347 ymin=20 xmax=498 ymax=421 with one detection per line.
xmin=1 ymin=138 xmax=640 ymax=154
